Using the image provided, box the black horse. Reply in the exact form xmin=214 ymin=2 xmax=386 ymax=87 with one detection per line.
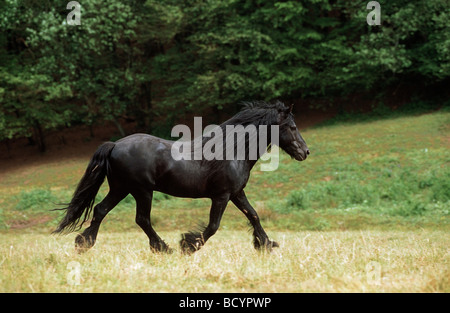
xmin=53 ymin=101 xmax=309 ymax=253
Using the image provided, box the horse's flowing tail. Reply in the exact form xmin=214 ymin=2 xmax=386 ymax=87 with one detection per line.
xmin=53 ymin=142 xmax=116 ymax=234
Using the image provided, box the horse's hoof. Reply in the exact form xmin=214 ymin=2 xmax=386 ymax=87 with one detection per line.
xmin=254 ymin=238 xmax=279 ymax=252
xmin=150 ymin=241 xmax=173 ymax=254
xmin=270 ymin=241 xmax=280 ymax=248
xmin=151 ymin=247 xmax=173 ymax=254
xmin=180 ymin=243 xmax=194 ymax=255
xmin=165 ymin=247 xmax=174 ymax=254
xmin=180 ymin=239 xmax=201 ymax=255
xmin=75 ymin=234 xmax=93 ymax=254
xmin=180 ymin=232 xmax=203 ymax=255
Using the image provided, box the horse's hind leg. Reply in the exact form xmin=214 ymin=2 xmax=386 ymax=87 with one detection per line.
xmin=75 ymin=191 xmax=127 ymax=253
xmin=133 ymin=190 xmax=172 ymax=253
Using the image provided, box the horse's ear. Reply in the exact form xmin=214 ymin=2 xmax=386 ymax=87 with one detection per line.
xmin=277 ymin=102 xmax=292 ymax=114
xmin=277 ymin=102 xmax=291 ymax=123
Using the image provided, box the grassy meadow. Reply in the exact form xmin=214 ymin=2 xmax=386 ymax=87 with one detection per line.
xmin=1 ymin=230 xmax=448 ymax=292
xmin=0 ymin=109 xmax=449 ymax=292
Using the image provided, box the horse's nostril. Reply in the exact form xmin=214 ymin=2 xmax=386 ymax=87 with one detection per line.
xmin=306 ymin=149 xmax=310 ymax=155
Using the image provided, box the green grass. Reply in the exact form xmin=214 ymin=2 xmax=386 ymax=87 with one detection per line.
xmin=0 ymin=109 xmax=449 ymax=292
xmin=0 ymin=109 xmax=449 ymax=232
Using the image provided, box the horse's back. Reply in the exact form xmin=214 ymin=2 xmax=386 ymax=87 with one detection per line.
xmin=108 ymin=133 xmax=250 ymax=198
xmin=109 ymin=133 xmax=208 ymax=196
xmin=108 ymin=134 xmax=169 ymax=184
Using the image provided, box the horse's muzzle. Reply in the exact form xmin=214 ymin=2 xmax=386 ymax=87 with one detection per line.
xmin=295 ymin=148 xmax=309 ymax=161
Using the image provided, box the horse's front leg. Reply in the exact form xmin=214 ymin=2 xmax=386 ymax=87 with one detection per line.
xmin=231 ymin=190 xmax=279 ymax=251
xmin=180 ymin=194 xmax=230 ymax=254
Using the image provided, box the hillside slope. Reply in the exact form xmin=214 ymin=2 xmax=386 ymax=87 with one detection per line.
xmin=0 ymin=110 xmax=448 ymax=232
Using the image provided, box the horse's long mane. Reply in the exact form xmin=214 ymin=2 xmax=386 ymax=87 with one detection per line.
xmin=219 ymin=100 xmax=288 ymax=129
xmin=195 ymin=100 xmax=290 ymax=168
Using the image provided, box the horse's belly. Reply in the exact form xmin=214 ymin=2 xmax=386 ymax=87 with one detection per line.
xmin=154 ymin=170 xmax=208 ymax=198
xmin=154 ymin=180 xmax=206 ymax=198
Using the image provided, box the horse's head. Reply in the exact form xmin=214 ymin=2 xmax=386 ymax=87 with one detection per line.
xmin=277 ymin=103 xmax=310 ymax=161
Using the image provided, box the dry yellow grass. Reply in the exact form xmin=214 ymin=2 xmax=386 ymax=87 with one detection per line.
xmin=1 ymin=230 xmax=448 ymax=292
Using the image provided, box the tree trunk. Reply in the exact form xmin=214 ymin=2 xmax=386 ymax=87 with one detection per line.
xmin=135 ymin=81 xmax=152 ymax=133
xmin=112 ymin=117 xmax=126 ymax=138
xmin=33 ymin=120 xmax=46 ymax=152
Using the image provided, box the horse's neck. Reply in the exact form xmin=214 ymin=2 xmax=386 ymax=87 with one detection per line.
xmin=198 ymin=123 xmax=275 ymax=166
xmin=239 ymin=141 xmax=272 ymax=171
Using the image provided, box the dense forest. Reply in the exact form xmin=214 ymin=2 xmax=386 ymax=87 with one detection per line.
xmin=1 ymin=0 xmax=449 ymax=151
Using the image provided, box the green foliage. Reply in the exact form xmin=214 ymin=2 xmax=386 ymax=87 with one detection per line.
xmin=15 ymin=189 xmax=57 ymax=212
xmin=1 ymin=0 xmax=449 ymax=147
xmin=0 ymin=0 xmax=158 ymax=144
xmin=152 ymin=0 xmax=450 ymax=113
xmin=347 ymin=0 xmax=450 ymax=89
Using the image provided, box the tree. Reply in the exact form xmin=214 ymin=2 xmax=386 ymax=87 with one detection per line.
xmin=1 ymin=0 xmax=448 ymax=151
xmin=0 ymin=0 xmax=169 ymax=145
xmin=0 ymin=0 xmax=73 ymax=150
xmin=152 ymin=0 xmax=449 ymax=114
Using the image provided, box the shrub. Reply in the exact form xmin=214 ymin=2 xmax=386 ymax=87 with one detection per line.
xmin=285 ymin=190 xmax=310 ymax=211
xmin=15 ymin=189 xmax=57 ymax=212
